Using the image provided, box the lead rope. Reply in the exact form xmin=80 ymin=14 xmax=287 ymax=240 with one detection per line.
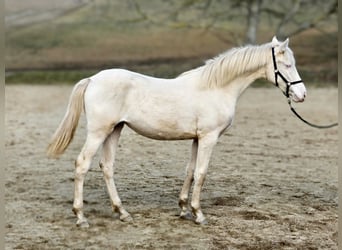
xmin=287 ymin=98 xmax=338 ymax=129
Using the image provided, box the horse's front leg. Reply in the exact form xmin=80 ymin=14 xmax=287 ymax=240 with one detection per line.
xmin=190 ymin=134 xmax=218 ymax=224
xmin=179 ymin=139 xmax=198 ymax=220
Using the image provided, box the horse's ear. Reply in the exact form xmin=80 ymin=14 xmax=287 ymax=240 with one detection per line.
xmin=278 ymin=38 xmax=289 ymax=52
xmin=271 ymin=36 xmax=278 ymax=45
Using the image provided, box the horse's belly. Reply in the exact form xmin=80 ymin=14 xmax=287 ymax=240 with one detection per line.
xmin=125 ymin=119 xmax=197 ymax=140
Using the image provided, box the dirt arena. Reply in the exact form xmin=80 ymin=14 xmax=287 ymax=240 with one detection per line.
xmin=5 ymin=85 xmax=338 ymax=249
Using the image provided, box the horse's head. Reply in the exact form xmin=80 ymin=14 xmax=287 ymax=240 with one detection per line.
xmin=266 ymin=36 xmax=306 ymax=103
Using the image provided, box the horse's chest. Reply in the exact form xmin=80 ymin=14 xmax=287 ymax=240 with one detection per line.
xmin=196 ymin=101 xmax=235 ymax=136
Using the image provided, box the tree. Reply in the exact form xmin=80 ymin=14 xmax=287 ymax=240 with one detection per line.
xmin=264 ymin=0 xmax=338 ymax=39
xmin=245 ymin=0 xmax=263 ymax=44
xmin=128 ymin=0 xmax=337 ymax=45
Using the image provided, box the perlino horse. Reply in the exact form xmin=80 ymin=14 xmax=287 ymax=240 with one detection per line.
xmin=47 ymin=37 xmax=306 ymax=227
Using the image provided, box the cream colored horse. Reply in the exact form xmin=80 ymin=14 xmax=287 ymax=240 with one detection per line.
xmin=47 ymin=37 xmax=306 ymax=227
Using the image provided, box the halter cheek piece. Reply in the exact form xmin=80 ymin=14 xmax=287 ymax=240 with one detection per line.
xmin=271 ymin=47 xmax=303 ymax=98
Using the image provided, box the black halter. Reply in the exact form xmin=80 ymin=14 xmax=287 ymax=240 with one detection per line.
xmin=271 ymin=47 xmax=338 ymax=129
xmin=271 ymin=47 xmax=303 ymax=98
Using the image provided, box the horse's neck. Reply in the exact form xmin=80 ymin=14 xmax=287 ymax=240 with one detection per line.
xmin=224 ymin=66 xmax=267 ymax=100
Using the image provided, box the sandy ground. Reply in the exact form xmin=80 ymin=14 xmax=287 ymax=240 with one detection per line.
xmin=5 ymin=85 xmax=338 ymax=249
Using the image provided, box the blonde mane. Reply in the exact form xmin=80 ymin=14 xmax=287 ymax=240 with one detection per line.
xmin=183 ymin=43 xmax=272 ymax=89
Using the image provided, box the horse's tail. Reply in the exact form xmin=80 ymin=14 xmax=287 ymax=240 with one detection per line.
xmin=47 ymin=78 xmax=90 ymax=158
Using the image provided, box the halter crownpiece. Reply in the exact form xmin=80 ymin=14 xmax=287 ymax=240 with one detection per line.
xmin=271 ymin=47 xmax=303 ymax=98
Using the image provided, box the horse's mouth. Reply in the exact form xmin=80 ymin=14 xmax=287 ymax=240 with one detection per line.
xmin=289 ymin=92 xmax=305 ymax=103
xmin=292 ymin=97 xmax=305 ymax=103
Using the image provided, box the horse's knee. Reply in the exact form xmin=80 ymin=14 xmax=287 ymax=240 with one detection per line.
xmin=194 ymin=171 xmax=207 ymax=183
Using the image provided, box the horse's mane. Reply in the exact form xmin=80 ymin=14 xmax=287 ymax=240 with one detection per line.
xmin=180 ymin=43 xmax=271 ymax=89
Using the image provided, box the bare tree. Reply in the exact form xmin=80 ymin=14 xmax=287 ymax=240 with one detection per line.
xmin=128 ymin=0 xmax=337 ymax=44
xmin=245 ymin=0 xmax=263 ymax=44
xmin=264 ymin=0 xmax=337 ymax=39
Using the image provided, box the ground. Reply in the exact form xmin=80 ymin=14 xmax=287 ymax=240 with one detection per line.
xmin=5 ymin=85 xmax=338 ymax=249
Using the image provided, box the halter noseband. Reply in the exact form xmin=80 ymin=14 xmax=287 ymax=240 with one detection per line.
xmin=271 ymin=47 xmax=303 ymax=98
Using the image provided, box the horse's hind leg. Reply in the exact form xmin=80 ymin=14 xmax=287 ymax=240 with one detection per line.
xmin=179 ymin=139 xmax=198 ymax=220
xmin=99 ymin=123 xmax=132 ymax=222
xmin=73 ymin=130 xmax=107 ymax=228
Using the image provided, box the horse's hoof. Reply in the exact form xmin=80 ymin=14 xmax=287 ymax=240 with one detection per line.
xmin=120 ymin=213 xmax=133 ymax=222
xmin=76 ymin=219 xmax=89 ymax=228
xmin=180 ymin=211 xmax=193 ymax=221
xmin=195 ymin=217 xmax=208 ymax=225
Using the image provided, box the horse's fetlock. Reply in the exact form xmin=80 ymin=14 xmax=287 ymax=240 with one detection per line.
xmin=72 ymin=207 xmax=80 ymax=215
xmin=179 ymin=197 xmax=188 ymax=207
xmin=191 ymin=202 xmax=200 ymax=212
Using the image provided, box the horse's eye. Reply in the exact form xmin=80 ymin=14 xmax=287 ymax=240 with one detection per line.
xmin=285 ymin=64 xmax=291 ymax=68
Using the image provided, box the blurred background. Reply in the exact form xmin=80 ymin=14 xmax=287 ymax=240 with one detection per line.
xmin=5 ymin=0 xmax=337 ymax=86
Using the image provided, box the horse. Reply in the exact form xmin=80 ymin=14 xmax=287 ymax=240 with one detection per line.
xmin=47 ymin=36 xmax=307 ymax=227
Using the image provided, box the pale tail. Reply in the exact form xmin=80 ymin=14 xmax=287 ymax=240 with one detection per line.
xmin=47 ymin=78 xmax=90 ymax=158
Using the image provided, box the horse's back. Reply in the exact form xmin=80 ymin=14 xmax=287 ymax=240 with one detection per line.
xmin=90 ymin=68 xmax=169 ymax=87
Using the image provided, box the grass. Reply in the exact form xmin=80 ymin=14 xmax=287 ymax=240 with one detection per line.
xmin=5 ymin=59 xmax=201 ymax=84
xmin=5 ymin=70 xmax=97 ymax=84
